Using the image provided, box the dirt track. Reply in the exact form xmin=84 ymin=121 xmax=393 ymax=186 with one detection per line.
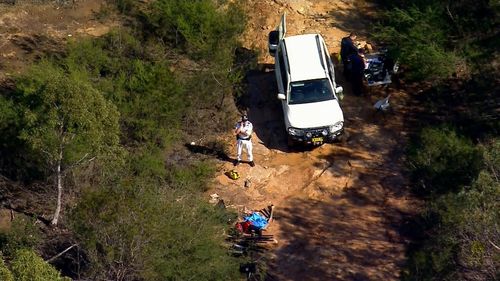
xmin=211 ymin=1 xmax=420 ymax=280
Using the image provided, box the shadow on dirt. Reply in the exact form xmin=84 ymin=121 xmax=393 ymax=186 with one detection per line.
xmin=184 ymin=142 xmax=232 ymax=163
xmin=268 ymin=158 xmax=413 ymax=280
xmin=268 ymin=196 xmax=410 ymax=280
xmin=233 ymin=47 xmax=290 ymax=152
xmin=240 ymin=67 xmax=290 ymax=152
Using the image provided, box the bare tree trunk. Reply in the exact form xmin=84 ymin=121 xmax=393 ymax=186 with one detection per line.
xmin=51 ymin=150 xmax=63 ymax=225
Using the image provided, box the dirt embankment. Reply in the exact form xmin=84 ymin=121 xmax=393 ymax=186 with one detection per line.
xmin=209 ymin=1 xmax=421 ymax=280
xmin=0 ymin=0 xmax=118 ymax=81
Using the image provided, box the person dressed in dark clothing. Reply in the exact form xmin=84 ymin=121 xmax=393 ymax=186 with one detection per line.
xmin=348 ymin=49 xmax=367 ymax=96
xmin=340 ymin=32 xmax=358 ymax=79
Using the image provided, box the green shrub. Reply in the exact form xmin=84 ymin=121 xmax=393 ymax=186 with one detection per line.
xmin=408 ymin=127 xmax=482 ymax=195
xmin=128 ymin=145 xmax=168 ymax=179
xmin=373 ymin=1 xmax=499 ymax=80
xmin=1 ymin=248 xmax=70 ymax=281
xmin=0 ymin=256 xmax=14 ymax=281
xmin=10 ymin=249 xmax=69 ymax=281
xmin=144 ymin=0 xmax=245 ymax=60
xmin=0 ymin=216 xmax=41 ymax=258
xmin=166 ymin=160 xmax=216 ymax=192
xmin=0 ymin=95 xmax=44 ymax=181
xmin=373 ymin=6 xmax=457 ymax=80
xmin=404 ymin=170 xmax=500 ymax=281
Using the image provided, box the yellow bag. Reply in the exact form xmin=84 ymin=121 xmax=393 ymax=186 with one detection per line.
xmin=226 ymin=170 xmax=240 ymax=180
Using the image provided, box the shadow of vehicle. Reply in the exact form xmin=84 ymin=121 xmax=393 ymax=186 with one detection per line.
xmin=241 ymin=67 xmax=289 ymax=152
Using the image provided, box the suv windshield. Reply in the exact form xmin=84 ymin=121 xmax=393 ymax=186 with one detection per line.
xmin=288 ymin=78 xmax=334 ymax=105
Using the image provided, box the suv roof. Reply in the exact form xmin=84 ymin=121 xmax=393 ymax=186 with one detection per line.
xmin=283 ymin=34 xmax=328 ymax=82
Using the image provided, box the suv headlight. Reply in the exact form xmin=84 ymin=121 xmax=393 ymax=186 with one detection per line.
xmin=288 ymin=127 xmax=305 ymax=136
xmin=329 ymin=121 xmax=343 ymax=133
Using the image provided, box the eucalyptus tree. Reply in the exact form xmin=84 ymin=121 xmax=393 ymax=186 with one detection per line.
xmin=16 ymin=61 xmax=121 ymax=225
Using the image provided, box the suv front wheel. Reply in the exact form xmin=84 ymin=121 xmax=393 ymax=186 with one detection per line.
xmin=287 ymin=135 xmax=295 ymax=148
xmin=334 ymin=130 xmax=349 ymax=144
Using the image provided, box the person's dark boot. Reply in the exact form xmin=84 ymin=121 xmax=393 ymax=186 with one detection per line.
xmin=249 ymin=161 xmax=255 ymax=167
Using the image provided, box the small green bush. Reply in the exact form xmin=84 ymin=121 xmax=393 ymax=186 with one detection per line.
xmin=10 ymin=249 xmax=69 ymax=281
xmin=166 ymin=160 xmax=216 ymax=192
xmin=0 ymin=256 xmax=14 ymax=281
xmin=408 ymin=127 xmax=481 ymax=195
xmin=129 ymin=145 xmax=167 ymax=179
xmin=0 ymin=216 xmax=41 ymax=258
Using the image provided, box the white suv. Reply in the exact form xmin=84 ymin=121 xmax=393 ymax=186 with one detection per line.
xmin=269 ymin=14 xmax=344 ymax=146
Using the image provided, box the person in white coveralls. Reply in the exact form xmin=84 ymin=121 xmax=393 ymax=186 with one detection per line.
xmin=234 ymin=115 xmax=255 ymax=167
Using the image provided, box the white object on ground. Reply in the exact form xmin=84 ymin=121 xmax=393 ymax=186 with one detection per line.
xmin=374 ymin=95 xmax=391 ymax=111
xmin=209 ymin=193 xmax=220 ymax=204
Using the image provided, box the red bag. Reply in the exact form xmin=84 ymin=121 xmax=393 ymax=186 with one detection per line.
xmin=235 ymin=221 xmax=252 ymax=233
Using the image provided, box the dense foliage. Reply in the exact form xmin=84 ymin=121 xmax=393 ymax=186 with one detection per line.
xmin=0 ymin=257 xmax=14 ymax=281
xmin=375 ymin=1 xmax=500 ymax=280
xmin=15 ymin=61 xmax=122 ymax=224
xmin=373 ymin=0 xmax=499 ymax=80
xmin=405 ymin=139 xmax=499 ymax=280
xmin=145 ymin=0 xmax=246 ymax=61
xmin=0 ymin=216 xmax=41 ymax=258
xmin=70 ymin=179 xmax=238 ymax=281
xmin=407 ymin=127 xmax=482 ymax=195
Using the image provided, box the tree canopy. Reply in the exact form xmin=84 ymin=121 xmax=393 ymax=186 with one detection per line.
xmin=15 ymin=61 xmax=122 ymax=224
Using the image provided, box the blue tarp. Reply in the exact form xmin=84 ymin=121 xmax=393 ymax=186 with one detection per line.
xmin=244 ymin=212 xmax=268 ymax=230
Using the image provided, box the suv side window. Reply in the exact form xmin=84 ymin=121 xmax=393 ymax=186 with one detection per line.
xmin=277 ymin=45 xmax=288 ymax=93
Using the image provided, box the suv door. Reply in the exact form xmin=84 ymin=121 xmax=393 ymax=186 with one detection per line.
xmin=322 ymin=42 xmax=343 ymax=97
xmin=325 ymin=51 xmax=334 ymax=83
xmin=275 ymin=43 xmax=288 ymax=96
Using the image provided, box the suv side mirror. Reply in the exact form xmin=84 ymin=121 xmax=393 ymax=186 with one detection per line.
xmin=268 ymin=30 xmax=279 ymax=57
xmin=335 ymin=86 xmax=343 ymax=94
xmin=277 ymin=93 xmax=286 ymax=100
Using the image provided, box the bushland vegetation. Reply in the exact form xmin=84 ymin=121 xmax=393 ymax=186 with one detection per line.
xmin=374 ymin=0 xmax=499 ymax=80
xmin=405 ymin=135 xmax=499 ymax=280
xmin=0 ymin=0 xmax=246 ymax=279
xmin=374 ymin=1 xmax=499 ymax=280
